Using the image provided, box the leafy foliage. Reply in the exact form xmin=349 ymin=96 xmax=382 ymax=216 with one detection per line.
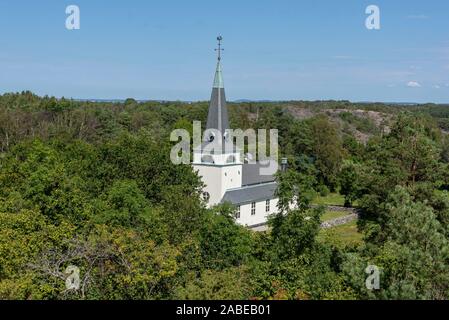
xmin=0 ymin=92 xmax=448 ymax=300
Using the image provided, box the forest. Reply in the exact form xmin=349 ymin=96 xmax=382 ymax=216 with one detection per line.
xmin=0 ymin=91 xmax=449 ymax=300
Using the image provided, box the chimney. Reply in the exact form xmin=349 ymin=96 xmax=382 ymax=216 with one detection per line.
xmin=281 ymin=158 xmax=288 ymax=172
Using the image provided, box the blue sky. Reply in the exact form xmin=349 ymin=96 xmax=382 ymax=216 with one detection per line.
xmin=0 ymin=0 xmax=448 ymax=103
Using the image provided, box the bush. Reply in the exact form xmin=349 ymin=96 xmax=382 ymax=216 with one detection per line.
xmin=318 ymin=185 xmax=330 ymax=197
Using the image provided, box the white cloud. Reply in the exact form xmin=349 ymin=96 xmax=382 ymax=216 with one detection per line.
xmin=434 ymin=85 xmax=441 ymax=89
xmin=407 ymin=81 xmax=422 ymax=88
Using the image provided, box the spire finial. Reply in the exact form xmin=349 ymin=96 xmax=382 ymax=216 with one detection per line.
xmin=215 ymin=36 xmax=223 ymax=61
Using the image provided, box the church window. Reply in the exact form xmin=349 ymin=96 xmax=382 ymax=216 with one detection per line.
xmin=235 ymin=205 xmax=240 ymax=219
xmin=202 ymin=192 xmax=210 ymax=202
xmin=251 ymin=202 xmax=256 ymax=215
xmin=266 ymin=200 xmax=270 ymax=212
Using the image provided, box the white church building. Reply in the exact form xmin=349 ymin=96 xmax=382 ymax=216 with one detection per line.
xmin=192 ymin=37 xmax=281 ymax=229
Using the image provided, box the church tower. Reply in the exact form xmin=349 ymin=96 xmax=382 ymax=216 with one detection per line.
xmin=193 ymin=36 xmax=242 ymax=207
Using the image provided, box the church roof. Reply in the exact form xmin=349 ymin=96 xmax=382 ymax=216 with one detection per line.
xmin=242 ymin=162 xmax=277 ymax=186
xmin=222 ymin=182 xmax=277 ymax=205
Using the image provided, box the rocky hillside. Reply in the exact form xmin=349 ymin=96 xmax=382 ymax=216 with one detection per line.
xmin=286 ymin=106 xmax=393 ymax=143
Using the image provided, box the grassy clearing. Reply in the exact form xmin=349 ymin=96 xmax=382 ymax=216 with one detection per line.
xmin=312 ymin=193 xmax=345 ymax=206
xmin=321 ymin=210 xmax=349 ymax=222
xmin=313 ymin=192 xmax=359 ymax=207
xmin=318 ymin=220 xmax=363 ymax=248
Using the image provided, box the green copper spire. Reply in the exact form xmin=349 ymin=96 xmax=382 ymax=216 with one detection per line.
xmin=213 ymin=61 xmax=224 ymax=88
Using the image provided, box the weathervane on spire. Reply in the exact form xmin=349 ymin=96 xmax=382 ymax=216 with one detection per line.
xmin=215 ymin=36 xmax=224 ymax=61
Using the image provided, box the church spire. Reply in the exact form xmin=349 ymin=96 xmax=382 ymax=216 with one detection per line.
xmin=205 ymin=36 xmax=230 ymax=140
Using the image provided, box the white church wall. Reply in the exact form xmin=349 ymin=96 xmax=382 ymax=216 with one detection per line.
xmin=221 ymin=166 xmax=242 ymax=193
xmin=193 ymin=165 xmax=223 ymax=206
xmin=236 ymin=197 xmax=279 ymax=227
xmin=193 ymin=163 xmax=243 ymax=207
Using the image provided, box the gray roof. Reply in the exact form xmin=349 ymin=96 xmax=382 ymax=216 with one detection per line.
xmin=222 ymin=182 xmax=277 ymax=205
xmin=242 ymin=162 xmax=277 ymax=186
xmin=206 ymin=86 xmax=229 ymax=133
